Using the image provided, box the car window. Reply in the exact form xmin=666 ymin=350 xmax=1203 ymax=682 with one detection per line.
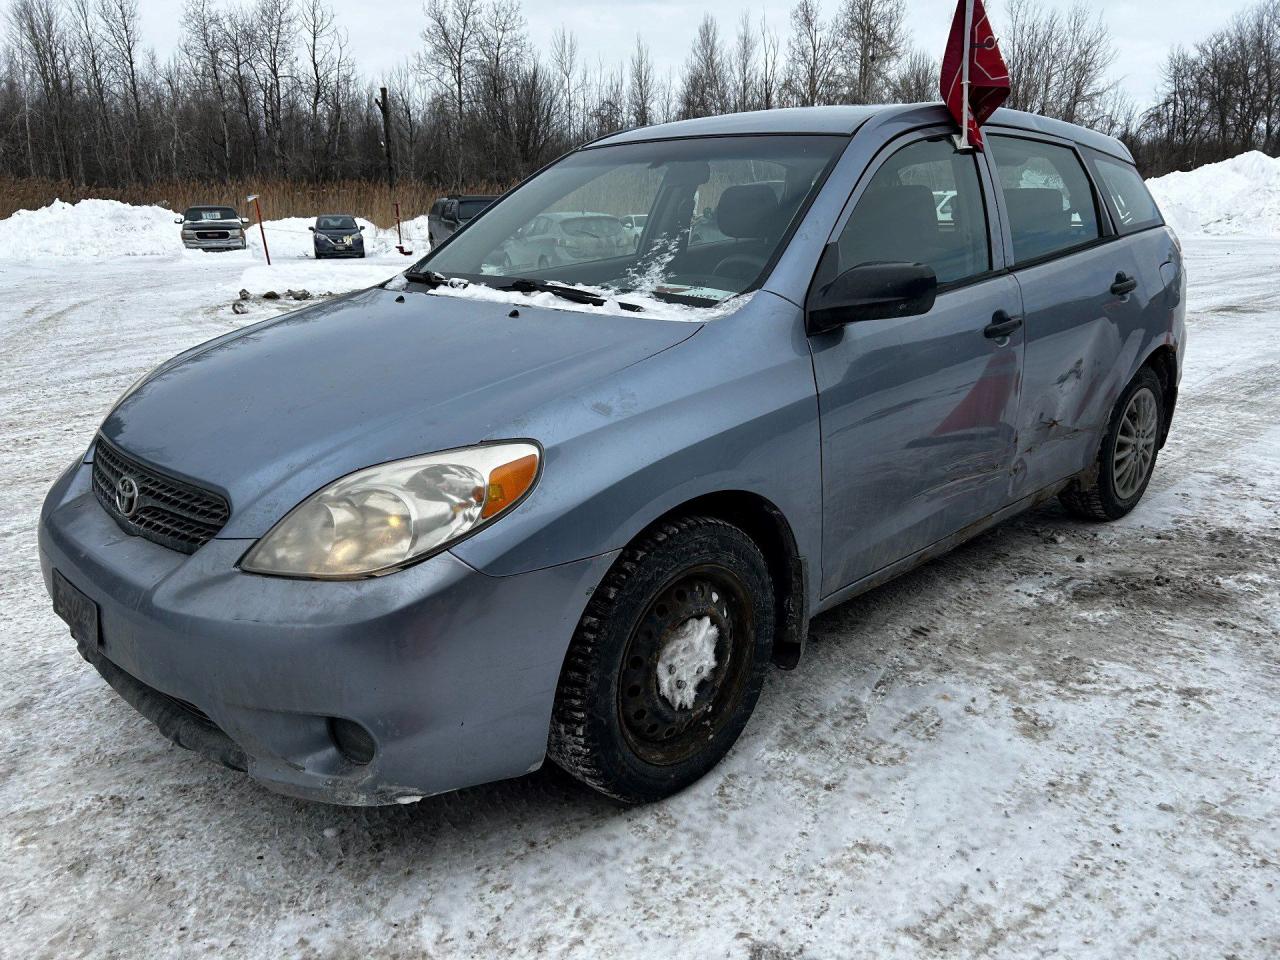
xmin=988 ymin=135 xmax=1101 ymax=263
xmin=457 ymin=199 xmax=491 ymax=219
xmin=185 ymin=207 xmax=237 ymax=222
xmin=1091 ymin=154 xmax=1163 ymax=234
xmin=422 ymin=134 xmax=845 ymax=305
xmin=836 ymin=136 xmax=991 ymax=285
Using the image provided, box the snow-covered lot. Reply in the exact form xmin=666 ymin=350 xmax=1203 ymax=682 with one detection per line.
xmin=2 ymin=192 xmax=1278 ymax=957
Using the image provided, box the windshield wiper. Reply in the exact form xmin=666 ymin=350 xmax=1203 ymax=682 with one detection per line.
xmin=504 ymin=277 xmax=645 ymax=313
xmin=401 ymin=269 xmax=449 ymax=287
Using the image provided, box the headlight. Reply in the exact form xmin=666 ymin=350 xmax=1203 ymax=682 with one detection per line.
xmin=240 ymin=443 xmax=540 ymax=579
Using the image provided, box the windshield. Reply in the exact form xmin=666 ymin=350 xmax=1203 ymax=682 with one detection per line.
xmin=417 ymin=135 xmax=846 ymax=304
xmin=185 ymin=207 xmax=237 ymax=222
xmin=457 ymin=199 xmax=492 ymax=220
xmin=317 ymin=216 xmax=357 ymax=230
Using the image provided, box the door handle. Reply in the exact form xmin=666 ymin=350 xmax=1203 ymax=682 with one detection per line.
xmin=984 ymin=310 xmax=1023 ymax=340
xmin=1111 ymin=272 xmax=1138 ymax=296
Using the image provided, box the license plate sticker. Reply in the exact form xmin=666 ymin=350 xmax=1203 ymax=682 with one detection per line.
xmin=52 ymin=570 xmax=100 ymax=648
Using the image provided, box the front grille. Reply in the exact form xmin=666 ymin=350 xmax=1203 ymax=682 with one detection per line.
xmin=196 ymin=230 xmax=230 ymax=240
xmin=92 ymin=436 xmax=230 ymax=554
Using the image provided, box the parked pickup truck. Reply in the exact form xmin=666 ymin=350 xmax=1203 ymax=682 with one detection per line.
xmin=177 ymin=206 xmax=249 ymax=251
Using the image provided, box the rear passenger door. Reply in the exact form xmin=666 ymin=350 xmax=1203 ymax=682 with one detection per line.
xmin=985 ymin=133 xmax=1150 ymax=499
xmin=810 ymin=132 xmax=1023 ymax=597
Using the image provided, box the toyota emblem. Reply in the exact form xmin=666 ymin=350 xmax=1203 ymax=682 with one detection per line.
xmin=115 ymin=475 xmax=140 ymax=518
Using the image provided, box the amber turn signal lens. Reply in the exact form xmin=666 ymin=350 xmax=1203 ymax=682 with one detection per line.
xmin=482 ymin=454 xmax=539 ymax=519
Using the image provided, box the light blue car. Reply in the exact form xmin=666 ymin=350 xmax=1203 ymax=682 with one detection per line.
xmin=39 ymin=104 xmax=1185 ymax=805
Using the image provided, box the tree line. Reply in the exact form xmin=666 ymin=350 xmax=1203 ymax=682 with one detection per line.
xmin=1 ymin=0 xmax=1277 ymax=205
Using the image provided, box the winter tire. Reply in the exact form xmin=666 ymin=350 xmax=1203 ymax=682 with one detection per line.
xmin=548 ymin=516 xmax=774 ymax=804
xmin=1060 ymin=365 xmax=1164 ymax=521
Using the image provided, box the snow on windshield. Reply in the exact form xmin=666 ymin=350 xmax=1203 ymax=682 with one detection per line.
xmin=383 ymin=273 xmax=751 ymax=322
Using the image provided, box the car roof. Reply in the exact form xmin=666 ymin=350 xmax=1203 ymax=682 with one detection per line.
xmin=317 ymin=213 xmax=356 ymax=219
xmin=590 ymin=103 xmax=1133 ymax=163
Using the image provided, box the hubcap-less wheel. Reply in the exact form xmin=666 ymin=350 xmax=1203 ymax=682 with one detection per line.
xmin=548 ymin=515 xmax=774 ymax=803
xmin=1112 ymin=386 xmax=1158 ymax=500
xmin=618 ymin=567 xmax=753 ymax=766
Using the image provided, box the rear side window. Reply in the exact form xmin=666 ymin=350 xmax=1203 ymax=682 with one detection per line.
xmin=837 ymin=136 xmax=991 ymax=285
xmin=989 ymin=135 xmax=1100 ymax=263
xmin=1091 ymin=154 xmax=1163 ymax=233
xmin=457 ymin=199 xmax=491 ymax=219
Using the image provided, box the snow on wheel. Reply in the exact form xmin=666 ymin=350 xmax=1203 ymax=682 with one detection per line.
xmin=548 ymin=515 xmax=774 ymax=804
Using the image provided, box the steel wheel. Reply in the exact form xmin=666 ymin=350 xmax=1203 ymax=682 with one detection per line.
xmin=1112 ymin=386 xmax=1159 ymax=500
xmin=617 ymin=566 xmax=753 ymax=767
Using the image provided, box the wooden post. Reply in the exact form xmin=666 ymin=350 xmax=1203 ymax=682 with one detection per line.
xmin=376 ymin=87 xmax=396 ymax=190
xmin=248 ymin=193 xmax=270 ymax=266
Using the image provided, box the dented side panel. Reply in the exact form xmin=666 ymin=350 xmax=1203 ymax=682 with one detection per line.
xmin=1010 ymin=228 xmax=1180 ymax=499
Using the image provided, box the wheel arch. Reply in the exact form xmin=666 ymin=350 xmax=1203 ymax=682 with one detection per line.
xmin=1141 ymin=344 xmax=1179 ymax=446
xmin=646 ymin=490 xmax=809 ymax=670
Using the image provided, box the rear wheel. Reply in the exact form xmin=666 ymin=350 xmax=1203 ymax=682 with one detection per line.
xmin=1060 ymin=366 xmax=1164 ymax=521
xmin=549 ymin=516 xmax=774 ymax=804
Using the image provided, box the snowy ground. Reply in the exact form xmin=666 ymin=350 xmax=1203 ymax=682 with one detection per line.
xmin=2 ymin=228 xmax=1279 ymax=956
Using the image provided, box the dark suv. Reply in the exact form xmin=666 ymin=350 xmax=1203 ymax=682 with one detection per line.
xmin=428 ymin=195 xmax=496 ymax=246
xmin=177 ymin=206 xmax=248 ymax=251
xmin=310 ymin=214 xmax=365 ymax=259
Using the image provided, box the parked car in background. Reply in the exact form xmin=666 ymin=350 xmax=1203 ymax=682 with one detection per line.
xmin=310 ymin=214 xmax=365 ymax=259
xmin=494 ymin=211 xmax=631 ymax=270
xmin=42 ymin=104 xmax=1183 ymax=809
xmin=177 ymin=205 xmax=248 ymax=251
xmin=428 ymin=195 xmax=497 ymax=246
xmin=619 ymin=213 xmax=648 ymax=241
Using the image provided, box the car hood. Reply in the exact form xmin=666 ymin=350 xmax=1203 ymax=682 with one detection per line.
xmin=101 ymin=287 xmax=701 ymax=537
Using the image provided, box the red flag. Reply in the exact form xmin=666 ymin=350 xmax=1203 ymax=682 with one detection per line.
xmin=940 ymin=0 xmax=1010 ymax=150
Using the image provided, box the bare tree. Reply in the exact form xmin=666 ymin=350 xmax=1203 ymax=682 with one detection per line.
xmin=785 ymin=0 xmax=840 ymax=107
xmin=759 ymin=12 xmax=782 ymax=110
xmin=886 ymin=48 xmax=938 ymax=104
xmin=628 ymin=36 xmax=654 ymax=127
xmin=678 ymin=14 xmax=730 ymax=119
xmin=836 ymin=0 xmax=908 ymax=104
xmin=731 ymin=11 xmax=758 ymax=113
xmin=420 ymin=0 xmax=481 ymax=184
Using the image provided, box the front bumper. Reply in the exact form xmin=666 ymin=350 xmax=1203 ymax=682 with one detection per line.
xmin=39 ymin=459 xmax=616 ymax=805
xmin=183 ymin=234 xmax=247 ymax=250
xmin=314 ymin=243 xmax=364 ymax=258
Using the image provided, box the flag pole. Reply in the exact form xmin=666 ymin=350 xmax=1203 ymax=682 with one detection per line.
xmin=960 ymin=0 xmax=975 ymax=150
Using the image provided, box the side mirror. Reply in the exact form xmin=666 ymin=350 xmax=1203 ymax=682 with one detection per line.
xmin=241 ymin=217 xmax=250 ymax=226
xmin=308 ymin=226 xmax=315 ymax=232
xmin=358 ymin=225 xmax=365 ymax=231
xmin=174 ymin=217 xmax=183 ymax=224
xmin=806 ymin=261 xmax=938 ymax=335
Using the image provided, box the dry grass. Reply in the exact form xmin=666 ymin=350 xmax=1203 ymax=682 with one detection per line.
xmin=0 ymin=176 xmax=514 ymax=225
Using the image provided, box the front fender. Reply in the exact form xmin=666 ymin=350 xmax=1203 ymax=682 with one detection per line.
xmin=450 ymin=292 xmax=823 ymax=607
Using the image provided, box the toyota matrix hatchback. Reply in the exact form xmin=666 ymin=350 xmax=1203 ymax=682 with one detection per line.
xmin=40 ymin=105 xmax=1185 ymax=806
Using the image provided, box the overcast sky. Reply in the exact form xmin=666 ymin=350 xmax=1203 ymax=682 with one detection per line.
xmin=135 ymin=0 xmax=1261 ymax=107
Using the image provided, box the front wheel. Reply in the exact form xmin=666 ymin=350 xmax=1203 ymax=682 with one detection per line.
xmin=549 ymin=516 xmax=774 ymax=804
xmin=1060 ymin=366 xmax=1165 ymax=521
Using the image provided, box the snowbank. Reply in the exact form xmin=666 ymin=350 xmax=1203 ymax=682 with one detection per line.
xmin=0 ymin=198 xmax=177 ymax=259
xmin=1147 ymin=151 xmax=1280 ymax=237
xmin=0 ymin=197 xmax=430 ymax=262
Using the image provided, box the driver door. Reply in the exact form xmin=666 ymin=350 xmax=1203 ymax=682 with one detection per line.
xmin=809 ymin=133 xmax=1025 ymax=597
